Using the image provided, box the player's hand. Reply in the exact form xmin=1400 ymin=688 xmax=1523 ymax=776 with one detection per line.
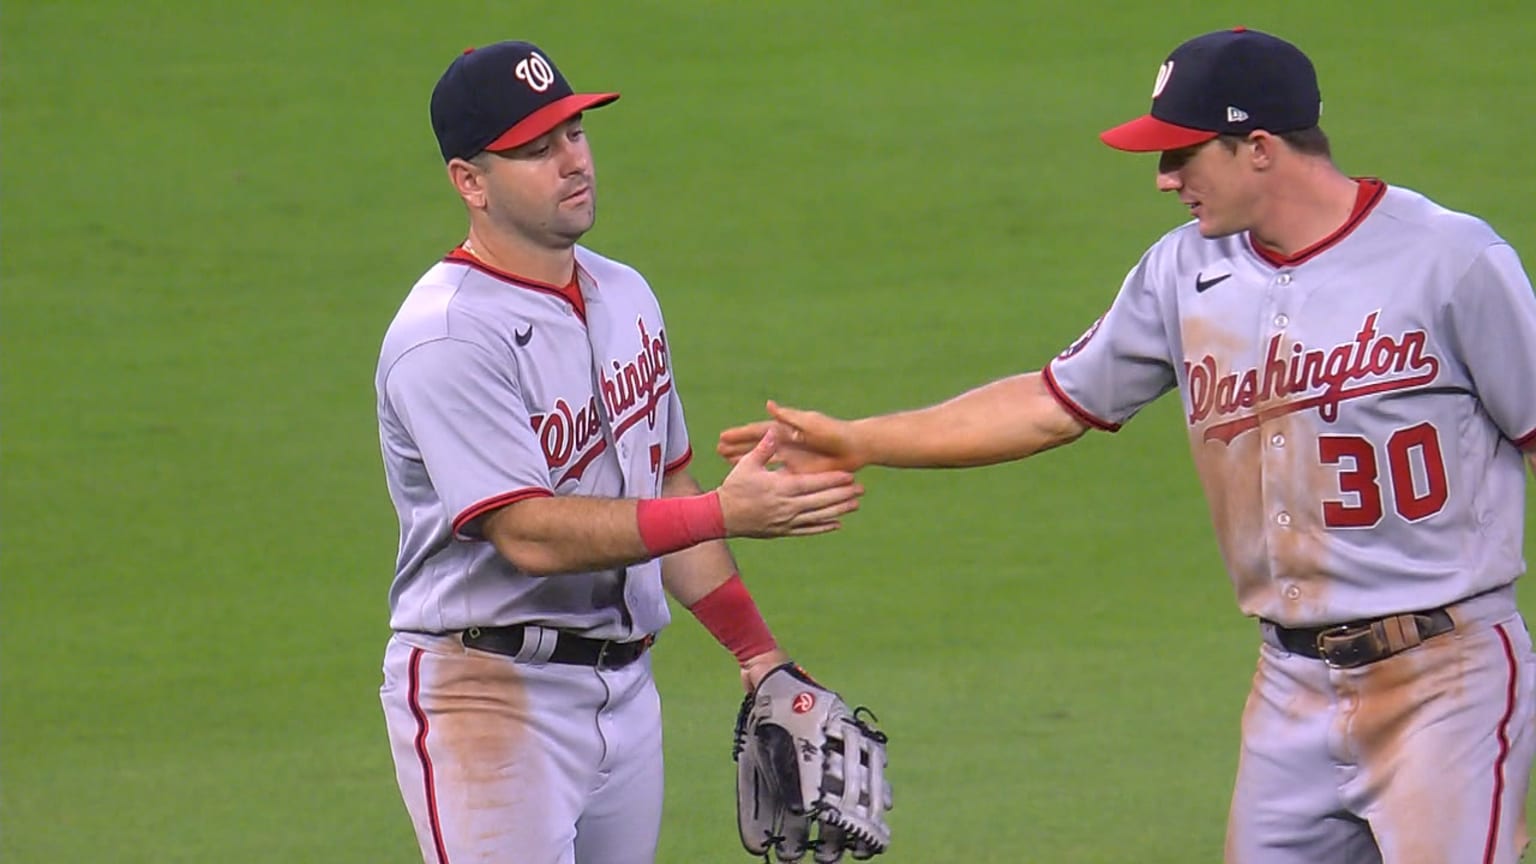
xmin=717 ymin=427 xmax=862 ymax=538
xmin=716 ymin=400 xmax=868 ymax=474
xmin=716 ymin=420 xmax=775 ymax=463
xmin=739 ymin=646 xmax=792 ymax=692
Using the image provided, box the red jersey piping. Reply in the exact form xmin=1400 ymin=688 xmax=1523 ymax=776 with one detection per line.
xmin=1248 ymin=178 xmax=1387 ymax=268
xmin=452 ymin=488 xmax=554 ymax=538
xmin=1042 ymin=364 xmax=1121 ymax=432
xmin=664 ymin=446 xmax=694 ymax=474
xmin=1481 ymin=624 xmax=1519 ymax=863
xmin=443 ymin=246 xmax=589 ymax=322
xmin=407 ymin=649 xmax=451 ymax=864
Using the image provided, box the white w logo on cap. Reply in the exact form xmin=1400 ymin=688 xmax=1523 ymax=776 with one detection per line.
xmin=515 ymin=52 xmax=556 ymax=93
xmin=1151 ymin=61 xmax=1174 ymax=98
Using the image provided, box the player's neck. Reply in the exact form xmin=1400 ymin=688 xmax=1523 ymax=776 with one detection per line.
xmin=1248 ymin=165 xmax=1359 ymax=259
xmin=463 ymin=230 xmax=576 ymax=287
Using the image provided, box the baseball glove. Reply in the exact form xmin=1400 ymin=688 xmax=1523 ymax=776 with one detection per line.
xmin=733 ymin=663 xmax=892 ymax=862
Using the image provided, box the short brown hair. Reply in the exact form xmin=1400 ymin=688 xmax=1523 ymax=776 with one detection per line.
xmin=1218 ymin=127 xmax=1331 ymax=158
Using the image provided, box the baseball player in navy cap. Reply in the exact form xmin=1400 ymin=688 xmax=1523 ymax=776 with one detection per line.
xmin=721 ymin=27 xmax=1536 ymax=863
xmin=376 ymin=40 xmax=864 ymax=864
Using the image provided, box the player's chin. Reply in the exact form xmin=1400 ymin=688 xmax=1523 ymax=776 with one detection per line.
xmin=552 ymin=212 xmax=596 ymax=242
xmin=1195 ymin=218 xmax=1241 ymax=239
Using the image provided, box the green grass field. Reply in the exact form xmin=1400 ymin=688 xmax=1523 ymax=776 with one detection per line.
xmin=5 ymin=2 xmax=1536 ymax=861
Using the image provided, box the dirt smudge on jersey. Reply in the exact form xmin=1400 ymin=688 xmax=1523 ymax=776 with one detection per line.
xmin=1241 ymin=646 xmax=1330 ymax=739
xmin=419 ymin=644 xmax=547 ymax=843
xmin=1244 ymin=646 xmax=1334 ymax=766
xmin=1188 ymin=429 xmax=1271 ymax=612
xmin=1181 ymin=316 xmax=1274 ymax=615
xmin=1181 ymin=315 xmax=1333 ymax=625
xmin=1336 ymin=632 xmax=1467 ymax=862
xmin=1230 ymin=647 xmax=1333 ymax=859
xmin=1264 ymin=411 xmax=1331 ymax=624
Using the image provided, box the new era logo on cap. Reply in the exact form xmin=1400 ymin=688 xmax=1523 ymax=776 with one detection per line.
xmin=1100 ymin=27 xmax=1321 ymax=152
xmin=430 ymin=40 xmax=620 ymax=162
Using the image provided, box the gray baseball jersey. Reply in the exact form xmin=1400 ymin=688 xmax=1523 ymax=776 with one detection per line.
xmin=1045 ymin=180 xmax=1536 ymax=862
xmin=1046 ymin=180 xmax=1536 ymax=628
xmin=376 ymin=244 xmax=691 ymax=640
xmin=377 ymin=243 xmax=685 ymax=864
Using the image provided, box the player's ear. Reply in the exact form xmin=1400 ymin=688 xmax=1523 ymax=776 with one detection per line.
xmin=446 ymin=156 xmax=490 ymax=209
xmin=1246 ymin=131 xmax=1278 ymax=171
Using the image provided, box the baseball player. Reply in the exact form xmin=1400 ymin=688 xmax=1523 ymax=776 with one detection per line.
xmin=718 ymin=28 xmax=1536 ymax=864
xmin=374 ymin=41 xmax=863 ymax=864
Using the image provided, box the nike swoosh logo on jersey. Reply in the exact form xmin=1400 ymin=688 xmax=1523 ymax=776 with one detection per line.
xmin=515 ymin=325 xmax=534 ymax=346
xmin=1195 ymin=272 xmax=1233 ymax=293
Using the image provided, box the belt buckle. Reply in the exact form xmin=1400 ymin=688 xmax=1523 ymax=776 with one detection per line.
xmin=1316 ymin=622 xmax=1374 ymax=669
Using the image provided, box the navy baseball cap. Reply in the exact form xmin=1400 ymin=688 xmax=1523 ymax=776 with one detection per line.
xmin=430 ymin=41 xmax=619 ymax=162
xmin=1100 ymin=27 xmax=1321 ymax=152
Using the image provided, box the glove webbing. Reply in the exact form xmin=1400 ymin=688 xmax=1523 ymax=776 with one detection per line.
xmin=743 ymin=705 xmax=888 ymax=863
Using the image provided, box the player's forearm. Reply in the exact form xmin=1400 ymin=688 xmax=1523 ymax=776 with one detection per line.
xmin=658 ymin=471 xmax=740 ymax=605
xmin=483 ymin=491 xmax=726 ymax=576
xmin=657 ymin=470 xmax=783 ymax=668
xmin=483 ymin=468 xmax=745 ymax=576
xmin=482 ymin=496 xmax=657 ymax=575
xmin=856 ymin=372 xmax=1088 ymax=468
xmin=660 ymin=539 xmax=738 ymax=604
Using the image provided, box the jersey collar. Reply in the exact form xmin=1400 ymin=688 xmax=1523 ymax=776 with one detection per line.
xmin=444 ymin=245 xmax=588 ymax=322
xmin=1247 ymin=178 xmax=1387 ymax=268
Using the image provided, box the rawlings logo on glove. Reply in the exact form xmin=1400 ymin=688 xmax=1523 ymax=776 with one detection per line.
xmin=733 ymin=664 xmax=893 ymax=862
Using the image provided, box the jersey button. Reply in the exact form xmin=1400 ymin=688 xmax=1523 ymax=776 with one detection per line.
xmin=1276 ymin=511 xmax=1292 ymax=527
xmin=1270 ymin=433 xmax=1285 ymax=447
xmin=1283 ymin=584 xmax=1302 ymax=600
xmin=1274 ymin=314 xmax=1289 ymax=328
xmin=1277 ymin=273 xmax=1293 ymax=285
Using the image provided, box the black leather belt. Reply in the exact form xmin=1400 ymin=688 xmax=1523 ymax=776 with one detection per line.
xmin=1266 ymin=607 xmax=1455 ymax=669
xmin=461 ymin=625 xmax=653 ymax=669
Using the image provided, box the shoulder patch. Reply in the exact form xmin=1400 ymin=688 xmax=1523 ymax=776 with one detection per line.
xmin=1058 ymin=315 xmax=1105 ymax=360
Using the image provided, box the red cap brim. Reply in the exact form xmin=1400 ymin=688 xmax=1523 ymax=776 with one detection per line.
xmin=1099 ymin=114 xmax=1218 ymax=152
xmin=486 ymin=92 xmax=621 ymax=151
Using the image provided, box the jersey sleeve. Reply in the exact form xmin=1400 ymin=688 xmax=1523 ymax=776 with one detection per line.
xmin=1044 ymin=248 xmax=1178 ymax=429
xmin=383 ymin=336 xmax=553 ymax=539
xmin=662 ymin=381 xmax=692 ymax=473
xmin=1445 ymin=242 xmax=1536 ymax=447
xmin=651 ymin=306 xmax=692 ymax=475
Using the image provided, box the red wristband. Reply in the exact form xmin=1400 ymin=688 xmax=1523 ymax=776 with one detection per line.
xmin=635 ymin=492 xmax=727 ymax=556
xmin=687 ymin=573 xmax=778 ymax=664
